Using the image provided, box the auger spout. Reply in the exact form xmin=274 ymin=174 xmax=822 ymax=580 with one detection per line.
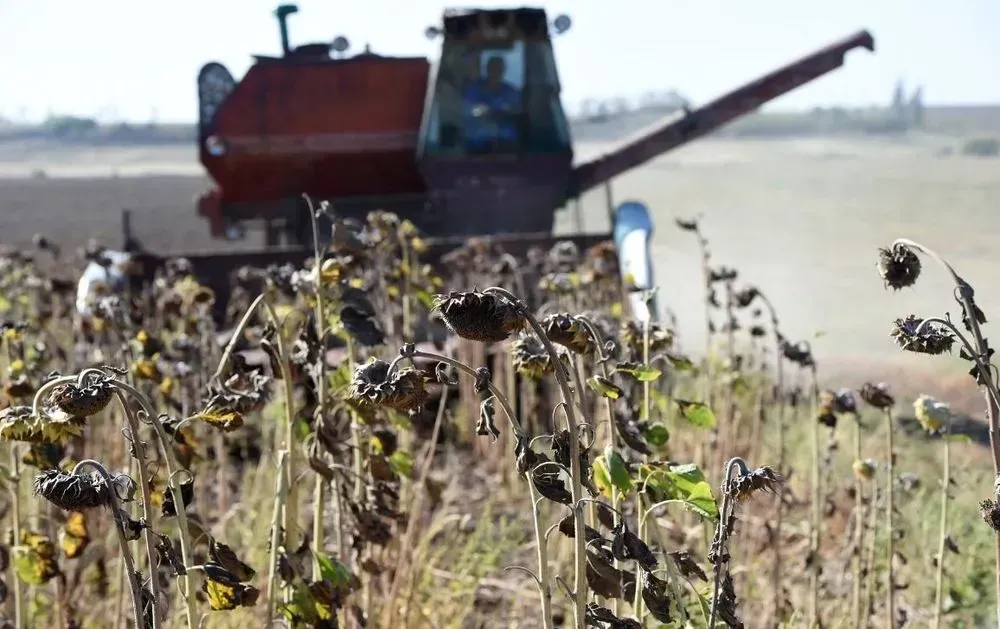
xmin=569 ymin=29 xmax=875 ymax=197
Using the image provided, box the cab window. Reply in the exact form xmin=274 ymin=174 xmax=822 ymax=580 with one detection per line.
xmin=421 ymin=35 xmax=570 ymax=157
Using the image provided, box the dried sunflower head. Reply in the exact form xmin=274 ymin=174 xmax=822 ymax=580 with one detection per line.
xmin=733 ymin=287 xmax=759 ymax=309
xmin=860 ymin=382 xmax=895 ymax=410
xmin=877 ymin=243 xmax=921 ymax=290
xmin=50 ymin=379 xmax=114 ymax=418
xmin=890 ymin=315 xmax=954 ymax=356
xmin=913 ymin=394 xmax=951 ymax=433
xmin=852 ymin=459 xmax=876 ymax=480
xmin=432 ymin=291 xmax=525 ymax=343
xmin=512 ymin=335 xmax=555 ymax=380
xmin=981 ymin=499 xmax=1000 ymax=532
xmin=675 ymin=218 xmax=698 ymax=232
xmin=727 ymin=466 xmax=783 ymax=503
xmin=349 ymin=359 xmax=428 ymax=413
xmin=0 ymin=406 xmax=84 ymax=445
xmin=32 ymin=469 xmax=115 ymax=511
xmin=833 ymin=388 xmax=858 ymax=414
xmin=542 ymin=313 xmax=594 ymax=355
xmin=620 ymin=320 xmax=674 ymax=355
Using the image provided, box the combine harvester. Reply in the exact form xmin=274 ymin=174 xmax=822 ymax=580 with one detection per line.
xmin=128 ymin=5 xmax=875 ymax=320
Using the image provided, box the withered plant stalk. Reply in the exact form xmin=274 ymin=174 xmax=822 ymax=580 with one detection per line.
xmin=483 ymin=286 xmax=589 ymax=629
xmin=305 ymin=195 xmax=329 ymax=580
xmin=933 ymin=413 xmax=952 ymax=629
xmin=72 ymin=459 xmax=144 ymax=629
xmin=114 ymin=390 xmax=160 ymax=628
xmin=7 ymin=445 xmax=22 ymax=629
xmin=808 ymin=364 xmax=821 ymax=628
xmin=851 ymin=411 xmax=865 ymax=629
xmin=214 ymin=290 xmax=298 ymax=608
xmin=266 ymin=449 xmax=289 ymax=618
xmin=884 ymin=406 xmax=895 ymax=629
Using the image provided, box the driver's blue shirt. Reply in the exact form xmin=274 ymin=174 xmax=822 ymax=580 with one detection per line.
xmin=462 ymin=80 xmax=520 ymax=148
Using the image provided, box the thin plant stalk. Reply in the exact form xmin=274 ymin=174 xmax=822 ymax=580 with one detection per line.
xmin=266 ymin=450 xmax=289 ymax=618
xmin=808 ymin=365 xmax=821 ymax=628
xmin=851 ymin=412 xmax=865 ymax=629
xmin=115 ymin=390 xmax=160 ymax=629
xmin=212 ymin=290 xmax=299 ymax=599
xmin=884 ymin=407 xmax=895 ymax=629
xmin=380 ymin=386 xmax=451 ymax=629
xmin=863 ymin=481 xmax=880 ymax=626
xmin=633 ymin=308 xmax=653 ymax=618
xmin=484 ymin=286 xmax=588 ymax=628
xmin=932 ymin=415 xmax=952 ymax=629
xmin=305 ymin=195 xmax=329 ymax=579
xmin=527 ymin=479 xmax=554 ymax=629
xmin=112 ymin=380 xmax=199 ymax=628
xmin=8 ymin=445 xmax=22 ymax=629
xmin=577 ymin=316 xmax=622 ymax=615
xmin=708 ymin=457 xmax=750 ymax=629
xmin=72 ymin=459 xmax=144 ymax=628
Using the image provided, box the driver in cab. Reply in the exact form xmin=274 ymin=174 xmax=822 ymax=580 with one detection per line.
xmin=462 ymin=55 xmax=520 ymax=152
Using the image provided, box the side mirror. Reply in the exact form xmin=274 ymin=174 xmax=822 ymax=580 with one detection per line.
xmin=612 ymin=200 xmax=657 ymax=322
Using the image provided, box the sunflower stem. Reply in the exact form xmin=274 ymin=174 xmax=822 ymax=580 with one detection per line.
xmin=109 ymin=379 xmax=198 ymax=629
xmin=885 ymin=407 xmax=896 ymax=629
xmin=304 ymin=194 xmax=329 ymax=581
xmin=483 ymin=286 xmax=588 ymax=629
xmin=8 ymin=445 xmax=22 ymax=629
xmin=266 ymin=449 xmax=289 ymax=619
xmin=72 ymin=459 xmax=144 ymax=629
xmin=808 ymin=366 xmax=821 ymax=628
xmin=708 ymin=457 xmax=749 ymax=629
xmin=115 ymin=390 xmax=160 ymax=629
xmin=933 ymin=415 xmax=952 ymax=629
xmin=851 ymin=412 xmax=865 ymax=629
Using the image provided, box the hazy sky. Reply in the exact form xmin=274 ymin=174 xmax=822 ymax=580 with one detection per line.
xmin=1 ymin=0 xmax=998 ymax=123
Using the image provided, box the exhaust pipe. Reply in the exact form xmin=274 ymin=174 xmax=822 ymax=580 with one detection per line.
xmin=274 ymin=4 xmax=299 ymax=56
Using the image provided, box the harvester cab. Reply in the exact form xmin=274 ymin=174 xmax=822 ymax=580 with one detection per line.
xmin=416 ymin=8 xmax=576 ymax=236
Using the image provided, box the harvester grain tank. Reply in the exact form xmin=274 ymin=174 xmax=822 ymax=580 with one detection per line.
xmin=136 ymin=5 xmax=875 ymax=313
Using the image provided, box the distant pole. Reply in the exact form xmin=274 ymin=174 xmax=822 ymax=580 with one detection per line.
xmin=574 ymin=198 xmax=583 ymax=233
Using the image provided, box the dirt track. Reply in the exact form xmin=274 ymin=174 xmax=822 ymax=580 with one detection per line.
xmin=2 ymin=135 xmax=999 ymax=410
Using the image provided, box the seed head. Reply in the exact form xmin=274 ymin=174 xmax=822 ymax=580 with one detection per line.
xmin=859 ymin=382 xmax=895 ymax=410
xmin=890 ymin=315 xmax=955 ymax=356
xmin=511 ymin=335 xmax=556 ymax=380
xmin=541 ymin=313 xmax=594 ymax=355
xmin=981 ymin=499 xmax=1000 ymax=532
xmin=33 ymin=469 xmax=114 ymax=511
xmin=913 ymin=394 xmax=951 ymax=433
xmin=620 ymin=321 xmax=674 ymax=355
xmin=0 ymin=405 xmax=85 ymax=445
xmin=833 ymin=388 xmax=858 ymax=414
xmin=432 ymin=291 xmax=525 ymax=343
xmin=852 ymin=459 xmax=876 ymax=480
xmin=349 ymin=359 xmax=428 ymax=413
xmin=50 ymin=380 xmax=114 ymax=418
xmin=877 ymin=243 xmax=921 ymax=290
xmin=727 ymin=466 xmax=784 ymax=503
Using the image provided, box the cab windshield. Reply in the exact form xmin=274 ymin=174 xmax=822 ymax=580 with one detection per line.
xmin=421 ymin=37 xmax=571 ymax=157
